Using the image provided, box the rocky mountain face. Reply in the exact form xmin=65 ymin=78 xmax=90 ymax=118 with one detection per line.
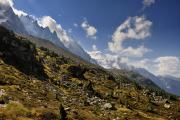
xmin=19 ymin=15 xmax=66 ymax=50
xmin=0 ymin=3 xmax=94 ymax=64
xmin=0 ymin=26 xmax=180 ymax=120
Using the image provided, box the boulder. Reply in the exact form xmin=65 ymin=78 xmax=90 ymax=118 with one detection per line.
xmin=103 ymin=103 xmax=112 ymax=109
xmin=164 ymin=103 xmax=171 ymax=109
xmin=0 ymin=89 xmax=6 ymax=97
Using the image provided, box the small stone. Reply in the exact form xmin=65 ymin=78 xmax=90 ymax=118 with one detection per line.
xmin=0 ymin=89 xmax=6 ymax=97
xmin=103 ymin=103 xmax=112 ymax=109
xmin=64 ymin=107 xmax=70 ymax=111
xmin=164 ymin=103 xmax=171 ymax=109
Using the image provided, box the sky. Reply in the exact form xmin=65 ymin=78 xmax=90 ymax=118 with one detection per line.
xmin=5 ymin=0 xmax=180 ymax=77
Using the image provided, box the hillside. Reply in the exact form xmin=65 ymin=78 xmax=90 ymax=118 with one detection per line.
xmin=0 ymin=26 xmax=180 ymax=120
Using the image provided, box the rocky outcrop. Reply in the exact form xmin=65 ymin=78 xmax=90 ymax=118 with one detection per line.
xmin=0 ymin=26 xmax=48 ymax=80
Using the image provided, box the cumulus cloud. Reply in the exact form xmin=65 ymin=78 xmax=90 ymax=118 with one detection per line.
xmin=143 ymin=0 xmax=155 ymax=7
xmin=130 ymin=56 xmax=180 ymax=78
xmin=0 ymin=0 xmax=13 ymax=7
xmin=108 ymin=16 xmax=152 ymax=57
xmin=154 ymin=56 xmax=180 ymax=77
xmin=39 ymin=16 xmax=71 ymax=44
xmin=120 ymin=46 xmax=151 ymax=57
xmin=0 ymin=0 xmax=28 ymax=17
xmin=88 ymin=16 xmax=153 ymax=72
xmin=88 ymin=49 xmax=131 ymax=70
xmin=88 ymin=47 xmax=150 ymax=71
xmin=81 ymin=19 xmax=97 ymax=39
xmin=89 ymin=48 xmax=180 ymax=78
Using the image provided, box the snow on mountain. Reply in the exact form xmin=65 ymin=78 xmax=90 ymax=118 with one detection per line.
xmin=38 ymin=16 xmax=96 ymax=64
xmin=0 ymin=2 xmax=95 ymax=63
xmin=19 ymin=15 xmax=95 ymax=63
xmin=19 ymin=15 xmax=66 ymax=50
xmin=0 ymin=3 xmax=27 ymax=34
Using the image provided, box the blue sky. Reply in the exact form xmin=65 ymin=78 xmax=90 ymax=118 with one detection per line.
xmin=11 ymin=0 xmax=180 ymax=77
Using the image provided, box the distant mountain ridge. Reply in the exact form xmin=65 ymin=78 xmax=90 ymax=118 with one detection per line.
xmin=133 ymin=68 xmax=180 ymax=96
xmin=108 ymin=62 xmax=180 ymax=96
xmin=158 ymin=76 xmax=180 ymax=96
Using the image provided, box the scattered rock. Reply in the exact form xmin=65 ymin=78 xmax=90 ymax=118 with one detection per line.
xmin=103 ymin=103 xmax=112 ymax=109
xmin=0 ymin=89 xmax=6 ymax=97
xmin=64 ymin=107 xmax=70 ymax=111
xmin=164 ymin=103 xmax=171 ymax=109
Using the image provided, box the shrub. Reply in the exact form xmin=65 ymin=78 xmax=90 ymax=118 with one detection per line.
xmin=39 ymin=111 xmax=58 ymax=120
xmin=133 ymin=81 xmax=142 ymax=90
xmin=59 ymin=104 xmax=68 ymax=120
xmin=146 ymin=103 xmax=156 ymax=113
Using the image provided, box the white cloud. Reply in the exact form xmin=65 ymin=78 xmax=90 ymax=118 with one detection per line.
xmin=81 ymin=20 xmax=97 ymax=39
xmin=88 ymin=47 xmax=150 ymax=71
xmin=88 ymin=49 xmax=131 ymax=70
xmin=88 ymin=16 xmax=153 ymax=73
xmin=73 ymin=23 xmax=78 ymax=27
xmin=0 ymin=0 xmax=28 ymax=17
xmin=89 ymin=48 xmax=180 ymax=78
xmin=0 ymin=0 xmax=13 ymax=7
xmin=154 ymin=56 xmax=180 ymax=77
xmin=13 ymin=8 xmax=28 ymax=17
xmin=108 ymin=16 xmax=152 ymax=57
xmin=129 ymin=56 xmax=180 ymax=78
xmin=120 ymin=46 xmax=151 ymax=58
xmin=39 ymin=16 xmax=71 ymax=44
xmin=92 ymin=44 xmax=97 ymax=51
xmin=143 ymin=0 xmax=155 ymax=7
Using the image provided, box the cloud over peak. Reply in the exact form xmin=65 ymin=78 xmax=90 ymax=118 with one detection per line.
xmin=39 ymin=16 xmax=71 ymax=44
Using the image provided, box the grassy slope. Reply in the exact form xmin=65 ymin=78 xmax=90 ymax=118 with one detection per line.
xmin=0 ymin=26 xmax=180 ymax=120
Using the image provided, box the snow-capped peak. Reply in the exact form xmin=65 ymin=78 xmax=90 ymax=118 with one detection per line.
xmin=0 ymin=2 xmax=95 ymax=63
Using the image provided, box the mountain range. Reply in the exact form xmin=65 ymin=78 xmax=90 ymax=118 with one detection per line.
xmin=0 ymin=2 xmax=94 ymax=63
xmin=0 ymin=1 xmax=179 ymax=97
